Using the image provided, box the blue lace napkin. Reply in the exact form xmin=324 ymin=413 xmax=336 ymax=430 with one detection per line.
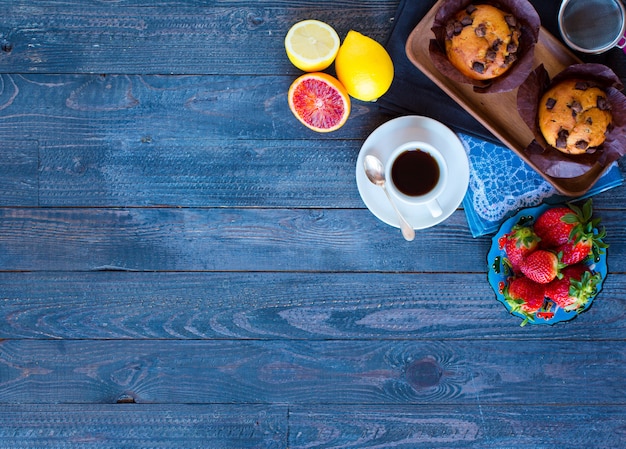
xmin=459 ymin=133 xmax=623 ymax=237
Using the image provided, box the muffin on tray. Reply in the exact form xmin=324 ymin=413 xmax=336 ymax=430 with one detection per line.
xmin=538 ymin=78 xmax=612 ymax=155
xmin=445 ymin=4 xmax=521 ymax=81
xmin=517 ymin=63 xmax=626 ymax=178
xmin=430 ymin=0 xmax=540 ymax=93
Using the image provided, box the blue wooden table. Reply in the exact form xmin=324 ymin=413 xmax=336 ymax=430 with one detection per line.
xmin=1 ymin=1 xmax=625 ymax=447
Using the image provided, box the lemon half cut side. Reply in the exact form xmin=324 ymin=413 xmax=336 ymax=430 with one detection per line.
xmin=285 ymin=20 xmax=341 ymax=72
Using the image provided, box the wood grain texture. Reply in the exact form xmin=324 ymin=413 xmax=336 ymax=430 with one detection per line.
xmin=0 ymin=139 xmax=38 ymax=206
xmin=0 ymin=272 xmax=624 ymax=340
xmin=36 ymin=139 xmax=626 ymax=208
xmin=0 ymin=74 xmax=391 ymax=144
xmin=1 ymin=207 xmax=625 ymax=272
xmin=0 ymin=404 xmax=288 ymax=449
xmin=0 ymin=207 xmax=484 ymax=272
xmin=38 ymin=139 xmax=364 ymax=208
xmin=289 ymin=405 xmax=626 ymax=448
xmin=1 ymin=404 xmax=624 ymax=448
xmin=0 ymin=0 xmax=398 ymax=75
xmin=1 ymin=339 xmax=625 ymax=405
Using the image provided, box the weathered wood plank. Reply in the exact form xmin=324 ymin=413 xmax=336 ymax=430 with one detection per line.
xmin=1 ymin=340 xmax=624 ymax=405
xmin=0 ymin=404 xmax=288 ymax=449
xmin=0 ymin=139 xmax=38 ymax=206
xmin=0 ymin=207 xmax=487 ymax=272
xmin=0 ymin=74 xmax=389 ymax=143
xmin=1 ymin=207 xmax=624 ymax=272
xmin=38 ymin=139 xmax=362 ymax=207
xmin=289 ymin=405 xmax=626 ymax=448
xmin=35 ymin=140 xmax=626 ymax=208
xmin=0 ymin=0 xmax=399 ymax=75
xmin=0 ymin=272 xmax=624 ymax=340
xmin=1 ymin=404 xmax=623 ymax=448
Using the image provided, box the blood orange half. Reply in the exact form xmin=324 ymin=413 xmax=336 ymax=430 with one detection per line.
xmin=288 ymin=72 xmax=351 ymax=133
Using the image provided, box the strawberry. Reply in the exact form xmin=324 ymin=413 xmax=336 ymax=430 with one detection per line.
xmin=534 ymin=200 xmax=593 ymax=249
xmin=533 ymin=206 xmax=575 ymax=248
xmin=557 ymin=219 xmax=608 ymax=266
xmin=520 ymin=250 xmax=563 ymax=284
xmin=545 ymin=264 xmax=601 ymax=312
xmin=501 ymin=224 xmax=541 ymax=274
xmin=503 ymin=276 xmax=546 ymax=316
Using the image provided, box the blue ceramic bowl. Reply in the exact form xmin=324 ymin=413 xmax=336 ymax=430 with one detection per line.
xmin=487 ymin=203 xmax=608 ymax=325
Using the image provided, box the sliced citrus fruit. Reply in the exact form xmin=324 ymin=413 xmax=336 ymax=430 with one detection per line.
xmin=288 ymin=72 xmax=351 ymax=133
xmin=335 ymin=30 xmax=394 ymax=102
xmin=285 ymin=20 xmax=340 ymax=72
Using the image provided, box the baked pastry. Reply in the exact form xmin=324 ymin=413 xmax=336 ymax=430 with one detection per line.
xmin=538 ymin=79 xmax=612 ymax=155
xmin=444 ymin=4 xmax=521 ymax=81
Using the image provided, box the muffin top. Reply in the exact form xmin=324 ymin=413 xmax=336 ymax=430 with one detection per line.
xmin=444 ymin=4 xmax=521 ymax=81
xmin=538 ymin=79 xmax=612 ymax=155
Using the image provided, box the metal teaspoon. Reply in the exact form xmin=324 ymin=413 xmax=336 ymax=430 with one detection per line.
xmin=363 ymin=154 xmax=415 ymax=241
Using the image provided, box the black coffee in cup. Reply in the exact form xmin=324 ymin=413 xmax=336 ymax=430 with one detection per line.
xmin=391 ymin=149 xmax=440 ymax=197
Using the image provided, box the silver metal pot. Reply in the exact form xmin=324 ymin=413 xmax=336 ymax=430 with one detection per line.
xmin=558 ymin=0 xmax=626 ymax=54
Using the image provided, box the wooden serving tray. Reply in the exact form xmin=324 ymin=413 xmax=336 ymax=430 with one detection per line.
xmin=405 ymin=0 xmax=608 ymax=197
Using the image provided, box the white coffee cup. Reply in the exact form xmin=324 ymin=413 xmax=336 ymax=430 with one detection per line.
xmin=385 ymin=141 xmax=447 ymax=218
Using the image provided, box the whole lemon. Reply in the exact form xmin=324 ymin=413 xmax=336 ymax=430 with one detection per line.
xmin=335 ymin=30 xmax=394 ymax=102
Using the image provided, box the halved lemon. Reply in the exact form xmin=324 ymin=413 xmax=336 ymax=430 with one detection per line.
xmin=288 ymin=72 xmax=350 ymax=133
xmin=285 ymin=20 xmax=340 ymax=72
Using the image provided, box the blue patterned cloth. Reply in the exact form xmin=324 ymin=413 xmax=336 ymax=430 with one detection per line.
xmin=459 ymin=133 xmax=624 ymax=237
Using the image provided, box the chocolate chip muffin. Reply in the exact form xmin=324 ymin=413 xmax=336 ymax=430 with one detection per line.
xmin=538 ymin=79 xmax=612 ymax=155
xmin=444 ymin=4 xmax=521 ymax=81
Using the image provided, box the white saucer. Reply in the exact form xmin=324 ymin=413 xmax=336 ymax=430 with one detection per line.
xmin=356 ymin=115 xmax=469 ymax=230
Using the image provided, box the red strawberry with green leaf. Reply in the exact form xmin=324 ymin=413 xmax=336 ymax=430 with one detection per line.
xmin=503 ymin=276 xmax=546 ymax=323
xmin=545 ymin=264 xmax=601 ymax=312
xmin=557 ymin=219 xmax=608 ymax=265
xmin=534 ymin=199 xmax=593 ymax=249
xmin=501 ymin=224 xmax=541 ymax=274
xmin=520 ymin=249 xmax=564 ymax=284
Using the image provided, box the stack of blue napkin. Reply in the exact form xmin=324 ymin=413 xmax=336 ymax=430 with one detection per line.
xmin=458 ymin=133 xmax=623 ymax=237
xmin=378 ymin=0 xmax=625 ymax=237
